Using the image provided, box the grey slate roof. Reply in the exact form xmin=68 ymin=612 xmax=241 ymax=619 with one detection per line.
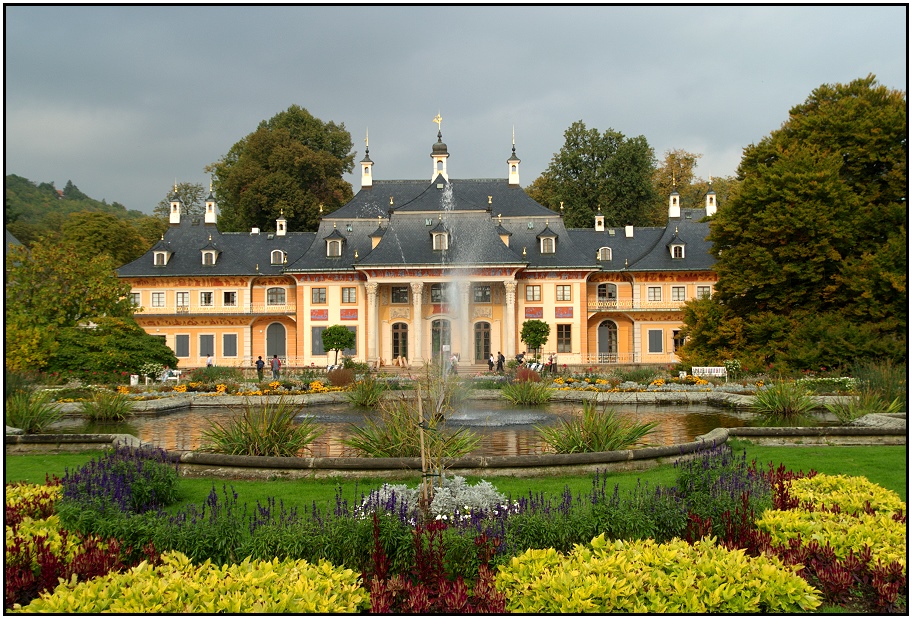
xmin=117 ymin=218 xmax=315 ymax=277
xmin=117 ymin=180 xmax=716 ymax=278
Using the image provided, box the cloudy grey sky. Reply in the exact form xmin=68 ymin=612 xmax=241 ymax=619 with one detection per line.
xmin=5 ymin=5 xmax=907 ymax=215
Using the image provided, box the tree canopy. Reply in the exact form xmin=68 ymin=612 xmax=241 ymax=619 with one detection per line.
xmin=153 ymin=181 xmax=207 ymax=221
xmin=4 ymin=240 xmax=170 ymax=373
xmin=59 ymin=211 xmax=151 ymax=267
xmin=322 ymin=325 xmax=357 ymax=365
xmin=525 ymin=121 xmax=659 ymax=228
xmin=520 ymin=319 xmax=550 ymax=356
xmin=207 ymin=105 xmax=355 ymax=233
xmin=680 ymin=75 xmax=906 ymax=371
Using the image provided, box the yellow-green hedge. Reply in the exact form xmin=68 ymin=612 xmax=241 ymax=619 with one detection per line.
xmin=15 ymin=551 xmax=369 ymax=613
xmin=787 ymin=474 xmax=905 ymax=515
xmin=6 ymin=514 xmax=88 ymax=569
xmin=495 ymin=534 xmax=821 ymax=613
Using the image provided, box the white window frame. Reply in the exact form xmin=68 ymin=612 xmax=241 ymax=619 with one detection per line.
xmin=176 ymin=291 xmax=189 ymax=307
xmin=432 ymin=233 xmax=448 ymax=250
xmin=312 ymin=287 xmax=327 ymax=304
xmin=341 ymin=287 xmax=357 ymax=304
xmin=671 ymin=245 xmax=684 ymax=259
xmin=130 ymin=292 xmax=141 ymax=307
xmin=696 ymin=285 xmax=712 ymax=299
xmin=598 ymin=247 xmax=612 ymax=261
xmin=223 ymin=290 xmax=238 ymax=307
xmin=647 ymin=286 xmax=662 ymax=302
xmin=271 ymin=250 xmax=285 ymax=265
xmin=327 ymin=240 xmax=342 ymax=257
xmin=202 ymin=251 xmax=216 ymax=266
xmin=671 ymin=286 xmax=686 ymax=302
xmin=556 ymin=285 xmax=571 ymax=302
xmin=154 ymin=252 xmax=167 ymax=266
xmin=526 ymin=285 xmax=541 ymax=302
xmin=200 ymin=291 xmax=214 ymax=307
xmin=540 ymin=237 xmax=555 ymax=254
xmin=151 ymin=292 xmax=165 ymax=307
xmin=266 ymin=287 xmax=286 ymax=305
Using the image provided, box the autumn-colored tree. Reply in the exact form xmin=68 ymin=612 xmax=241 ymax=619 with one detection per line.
xmin=59 ymin=211 xmax=151 ymax=266
xmin=6 ymin=241 xmax=136 ymax=372
xmin=680 ymin=75 xmax=906 ymax=371
xmin=207 ymin=105 xmax=355 ymax=233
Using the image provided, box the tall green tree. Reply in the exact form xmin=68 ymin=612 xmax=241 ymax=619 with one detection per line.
xmin=680 ymin=75 xmax=906 ymax=371
xmin=59 ymin=211 xmax=151 ymax=266
xmin=153 ymin=181 xmax=206 ymax=220
xmin=207 ymin=105 xmax=355 ymax=233
xmin=525 ymin=121 xmax=658 ymax=228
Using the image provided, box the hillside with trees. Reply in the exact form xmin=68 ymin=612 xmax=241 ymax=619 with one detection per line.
xmin=5 ymin=174 xmax=166 ymax=253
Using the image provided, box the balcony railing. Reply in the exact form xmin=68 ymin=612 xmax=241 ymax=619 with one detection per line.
xmin=587 ymin=299 xmax=686 ymax=312
xmin=136 ymin=303 xmax=296 ymax=316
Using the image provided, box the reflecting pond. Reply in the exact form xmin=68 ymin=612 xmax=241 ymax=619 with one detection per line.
xmin=51 ymin=400 xmax=758 ymax=457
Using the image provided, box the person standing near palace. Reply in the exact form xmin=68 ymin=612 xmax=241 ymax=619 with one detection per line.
xmin=488 ymin=352 xmax=495 ymax=372
xmin=255 ymin=356 xmax=265 ymax=382
xmin=496 ymin=351 xmax=505 ymax=373
xmin=271 ymin=354 xmax=281 ymax=380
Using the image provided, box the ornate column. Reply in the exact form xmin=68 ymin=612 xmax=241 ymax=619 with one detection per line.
xmin=458 ymin=281 xmax=471 ymax=362
xmin=410 ymin=281 xmax=424 ymax=363
xmin=366 ymin=282 xmax=379 ymax=363
xmin=504 ymin=280 xmax=517 ymax=356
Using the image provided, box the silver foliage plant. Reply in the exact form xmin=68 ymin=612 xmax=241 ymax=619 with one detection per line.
xmin=357 ymin=475 xmax=513 ymax=521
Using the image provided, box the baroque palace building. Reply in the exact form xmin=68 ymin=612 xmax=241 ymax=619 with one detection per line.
xmin=117 ymin=127 xmax=719 ymax=370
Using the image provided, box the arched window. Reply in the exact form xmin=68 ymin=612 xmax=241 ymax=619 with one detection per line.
xmin=327 ymin=240 xmax=342 ymax=257
xmin=271 ymin=250 xmax=284 ymax=264
xmin=597 ymin=283 xmax=617 ymax=302
xmin=431 ymin=319 xmax=451 ymax=358
xmin=432 ymin=233 xmax=448 ymax=250
xmin=266 ymin=287 xmax=286 ymax=305
xmin=540 ymin=237 xmax=555 ymax=254
xmin=598 ymin=247 xmax=612 ymax=261
xmin=671 ymin=245 xmax=684 ymax=259
xmin=154 ymin=252 xmax=167 ymax=266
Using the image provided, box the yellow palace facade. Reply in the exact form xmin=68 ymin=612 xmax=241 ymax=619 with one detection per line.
xmin=118 ymin=130 xmax=718 ymax=370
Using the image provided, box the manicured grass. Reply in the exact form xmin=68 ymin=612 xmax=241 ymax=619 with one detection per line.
xmin=6 ymin=443 xmax=906 ymax=508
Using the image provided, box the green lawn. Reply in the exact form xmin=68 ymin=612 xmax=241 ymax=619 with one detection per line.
xmin=5 ymin=443 xmax=905 ymax=509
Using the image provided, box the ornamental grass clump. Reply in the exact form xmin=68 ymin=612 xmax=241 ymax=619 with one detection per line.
xmin=199 ymin=396 xmax=321 ymax=457
xmin=501 ymin=380 xmax=553 ymax=405
xmin=749 ymin=380 xmax=817 ymax=420
xmin=535 ymin=400 xmax=657 ymax=454
xmin=4 ymin=389 xmax=62 ymax=433
xmin=344 ymin=376 xmax=387 ymax=408
xmin=80 ymin=389 xmax=134 ymax=422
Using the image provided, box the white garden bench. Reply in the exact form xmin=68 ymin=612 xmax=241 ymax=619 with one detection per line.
xmin=163 ymin=370 xmax=182 ymax=383
xmin=691 ymin=366 xmax=727 ymax=380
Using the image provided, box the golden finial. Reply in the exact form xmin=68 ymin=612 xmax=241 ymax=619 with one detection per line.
xmin=283 ymin=254 xmax=287 ymax=264
xmin=433 ymin=113 xmax=442 ymax=130
xmin=160 ymin=234 xmax=164 ymax=240
xmin=365 ymin=128 xmax=369 ymax=148
xmin=498 ymin=213 xmax=502 ymax=224
xmin=390 ymin=196 xmax=394 ymax=206
xmin=209 ymin=178 xmax=213 ymax=192
xmin=319 ymin=204 xmax=323 ymax=215
xmin=354 ymin=249 xmax=359 ymax=260
xmin=675 ymin=226 xmax=678 ymax=234
xmin=522 ymin=247 xmax=527 ymax=257
xmin=256 ymin=263 xmax=259 ymax=272
xmin=488 ymin=196 xmax=492 ymax=204
xmin=333 ymin=222 xmax=337 ymax=229
xmin=208 ymin=234 xmax=212 ymax=241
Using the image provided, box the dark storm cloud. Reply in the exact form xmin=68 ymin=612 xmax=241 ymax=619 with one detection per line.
xmin=5 ymin=5 xmax=906 ymax=214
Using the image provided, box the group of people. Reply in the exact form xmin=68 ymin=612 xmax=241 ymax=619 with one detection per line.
xmin=485 ymin=350 xmax=557 ymax=374
xmin=255 ymin=355 xmax=282 ymax=381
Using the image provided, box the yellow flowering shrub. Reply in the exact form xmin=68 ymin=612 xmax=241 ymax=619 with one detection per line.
xmin=17 ymin=551 xmax=369 ymax=613
xmin=787 ymin=474 xmax=905 ymax=515
xmin=5 ymin=483 xmax=61 ymax=516
xmin=495 ymin=535 xmax=820 ymax=613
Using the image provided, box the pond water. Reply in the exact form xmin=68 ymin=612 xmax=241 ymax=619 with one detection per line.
xmin=50 ymin=400 xmax=758 ymax=457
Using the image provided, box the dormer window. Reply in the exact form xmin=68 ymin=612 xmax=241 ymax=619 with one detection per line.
xmin=540 ymin=237 xmax=555 ymax=254
xmin=670 ymin=244 xmax=685 ymax=259
xmin=432 ymin=232 xmax=448 ymax=251
xmin=271 ymin=250 xmax=286 ymax=265
xmin=327 ymin=240 xmax=342 ymax=257
xmin=598 ymin=247 xmax=612 ymax=261
xmin=154 ymin=251 xmax=170 ymax=266
xmin=201 ymin=250 xmax=218 ymax=266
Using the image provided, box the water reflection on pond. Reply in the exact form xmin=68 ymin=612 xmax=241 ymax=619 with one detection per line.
xmin=52 ymin=400 xmax=754 ymax=458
